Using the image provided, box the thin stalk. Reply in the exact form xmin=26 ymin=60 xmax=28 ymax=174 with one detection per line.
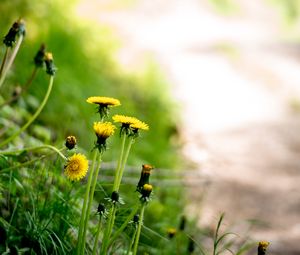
xmin=0 ymin=145 xmax=66 ymax=160
xmin=109 ymin=204 xmax=140 ymax=246
xmin=132 ymin=203 xmax=146 ymax=255
xmin=0 ymin=75 xmax=54 ymax=147
xmin=80 ymin=152 xmax=102 ymax=254
xmin=115 ymin=137 xmax=134 ymax=191
xmin=112 ymin=134 xmax=126 ymax=191
xmin=0 ymin=35 xmax=23 ymax=90
xmin=7 ymin=168 xmax=13 ymax=212
xmin=127 ymin=225 xmax=138 ymax=255
xmin=92 ymin=215 xmax=103 ymax=255
xmin=77 ymin=150 xmax=97 ymax=254
xmin=100 ymin=136 xmax=134 ymax=254
xmin=100 ymin=204 xmax=117 ymax=254
xmin=23 ymin=66 xmax=38 ymax=91
xmin=0 ymin=47 xmax=9 ymax=78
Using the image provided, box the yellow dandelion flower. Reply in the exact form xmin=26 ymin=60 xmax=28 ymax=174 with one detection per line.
xmin=87 ymin=96 xmax=121 ymax=106
xmin=93 ymin=122 xmax=116 ymax=152
xmin=112 ymin=114 xmax=139 ymax=125
xmin=130 ymin=120 xmax=149 ymax=131
xmin=113 ymin=114 xmax=149 ymax=136
xmin=64 ymin=153 xmax=89 ymax=181
xmin=87 ymin=97 xmax=120 ymax=119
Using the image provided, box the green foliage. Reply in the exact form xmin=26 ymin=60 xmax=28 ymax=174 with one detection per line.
xmin=0 ymin=0 xmax=180 ymax=169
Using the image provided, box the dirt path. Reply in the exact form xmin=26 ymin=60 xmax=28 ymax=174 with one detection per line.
xmin=76 ymin=0 xmax=300 ymax=253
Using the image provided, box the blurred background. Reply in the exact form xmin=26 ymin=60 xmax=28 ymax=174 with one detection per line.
xmin=1 ymin=0 xmax=300 ymax=254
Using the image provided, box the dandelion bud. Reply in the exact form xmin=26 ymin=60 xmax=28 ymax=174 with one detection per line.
xmin=34 ymin=44 xmax=46 ymax=68
xmin=44 ymin=52 xmax=56 ymax=76
xmin=3 ymin=19 xmax=26 ymax=47
xmin=97 ymin=203 xmax=106 ymax=215
xmin=136 ymin=164 xmax=154 ymax=192
xmin=111 ymin=191 xmax=119 ymax=203
xmin=179 ymin=215 xmax=186 ymax=231
xmin=187 ymin=236 xmax=195 ymax=254
xmin=167 ymin=228 xmax=176 ymax=239
xmin=258 ymin=241 xmax=269 ymax=255
xmin=133 ymin=214 xmax=139 ymax=224
xmin=140 ymin=184 xmax=153 ymax=201
xmin=65 ymin=136 xmax=77 ymax=150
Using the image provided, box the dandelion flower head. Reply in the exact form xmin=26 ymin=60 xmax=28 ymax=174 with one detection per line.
xmin=94 ymin=122 xmax=116 ymax=139
xmin=113 ymin=114 xmax=149 ymax=136
xmin=87 ymin=97 xmax=120 ymax=119
xmin=112 ymin=114 xmax=139 ymax=125
xmin=130 ymin=119 xmax=149 ymax=131
xmin=93 ymin=122 xmax=116 ymax=151
xmin=86 ymin=96 xmax=120 ymax=107
xmin=64 ymin=153 xmax=89 ymax=181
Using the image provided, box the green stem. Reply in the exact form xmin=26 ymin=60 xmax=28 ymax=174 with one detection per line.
xmin=115 ymin=137 xmax=134 ymax=191
xmin=0 ymin=145 xmax=66 ymax=160
xmin=100 ymin=204 xmax=117 ymax=254
xmin=127 ymin=225 xmax=138 ymax=255
xmin=0 ymin=75 xmax=54 ymax=147
xmin=109 ymin=204 xmax=140 ymax=246
xmin=92 ymin=215 xmax=103 ymax=255
xmin=132 ymin=203 xmax=146 ymax=255
xmin=112 ymin=134 xmax=126 ymax=191
xmin=77 ymin=150 xmax=97 ymax=254
xmin=0 ymin=35 xmax=23 ymax=90
xmin=81 ymin=152 xmax=102 ymax=254
xmin=7 ymin=167 xmax=13 ymax=211
xmin=100 ymin=136 xmax=134 ymax=254
xmin=23 ymin=66 xmax=38 ymax=91
xmin=0 ymin=47 xmax=9 ymax=78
